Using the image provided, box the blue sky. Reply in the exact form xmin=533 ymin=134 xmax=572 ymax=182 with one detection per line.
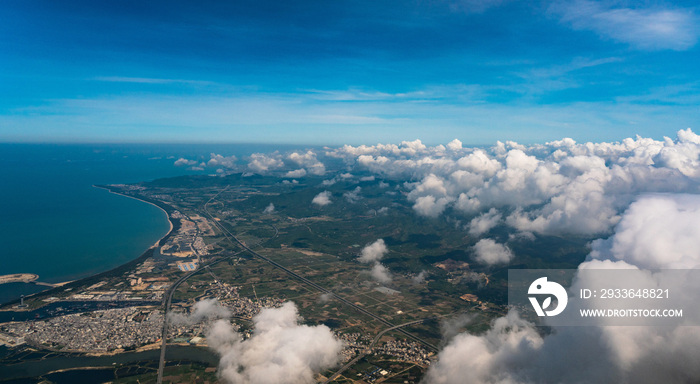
xmin=1 ymin=0 xmax=699 ymax=145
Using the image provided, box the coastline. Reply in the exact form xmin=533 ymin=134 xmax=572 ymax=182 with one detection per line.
xmin=0 ymin=187 xmax=176 ymax=309
xmin=92 ymin=185 xmax=174 ymax=245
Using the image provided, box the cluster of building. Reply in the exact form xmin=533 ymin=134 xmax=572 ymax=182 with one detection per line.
xmin=224 ymin=295 xmax=282 ymax=319
xmin=198 ymin=274 xmax=284 ymax=319
xmin=161 ymin=211 xmax=210 ymax=259
xmin=375 ymin=339 xmax=433 ymax=366
xmin=0 ymin=307 xmax=164 ymax=353
xmin=335 ymin=332 xmax=372 ymax=362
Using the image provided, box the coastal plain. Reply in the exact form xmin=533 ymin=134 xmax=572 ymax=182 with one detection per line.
xmin=0 ymin=172 xmax=589 ymax=383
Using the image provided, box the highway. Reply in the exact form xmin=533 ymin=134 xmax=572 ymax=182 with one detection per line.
xmin=157 ymin=186 xmax=439 ymax=383
xmin=155 ymin=262 xmax=199 ymax=384
xmin=322 ymin=319 xmax=426 ymax=384
xmin=205 ymin=201 xmax=439 ymax=353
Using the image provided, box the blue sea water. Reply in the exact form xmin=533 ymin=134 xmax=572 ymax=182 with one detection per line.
xmin=0 ymin=143 xmax=294 ymax=304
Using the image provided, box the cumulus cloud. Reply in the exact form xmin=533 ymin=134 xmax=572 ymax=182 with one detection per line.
xmin=207 ymin=302 xmax=344 ymax=384
xmin=174 ymin=157 xmax=198 ymax=167
xmin=423 ymin=311 xmax=544 ymax=384
xmin=312 ymin=191 xmax=332 ymax=206
xmin=412 ymin=270 xmax=427 ymax=284
xmin=439 ymin=313 xmax=474 ymax=343
xmin=472 ymin=238 xmax=513 ymax=265
xmin=248 ymin=153 xmax=284 ymax=173
xmin=208 ymin=153 xmax=238 ymax=169
xmin=358 ymin=239 xmax=388 ymax=263
xmin=318 ymin=292 xmax=333 ymax=303
xmin=168 ymin=298 xmax=231 ymax=325
xmin=288 ymin=151 xmax=326 ymax=175
xmin=330 ymin=129 xmax=700 ymax=237
xmin=263 ymin=203 xmax=275 ymax=214
xmin=285 ymin=168 xmax=307 ymax=178
xmin=343 ymin=186 xmax=362 ymax=203
xmin=242 ymin=150 xmax=327 ymax=175
xmin=370 ymin=263 xmax=392 ymax=284
xmin=468 ymin=208 xmax=502 ymax=236
xmin=447 ymin=138 xmax=463 ymax=151
xmin=413 ymin=195 xmax=454 ymax=218
xmin=590 ymin=194 xmax=700 ymax=269
xmin=425 ymin=194 xmax=700 ymax=384
xmin=358 ymin=239 xmax=392 ymax=283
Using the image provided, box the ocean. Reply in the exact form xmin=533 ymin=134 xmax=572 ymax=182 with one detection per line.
xmin=0 ymin=143 xmax=296 ymax=304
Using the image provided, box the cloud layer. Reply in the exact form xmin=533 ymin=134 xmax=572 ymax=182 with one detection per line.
xmin=324 ymin=129 xmax=700 ymax=237
xmin=207 ymin=302 xmax=344 ymax=384
xmin=423 ymin=194 xmax=700 ymax=384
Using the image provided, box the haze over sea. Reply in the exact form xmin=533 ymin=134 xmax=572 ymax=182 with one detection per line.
xmin=0 ymin=143 xmax=290 ymax=304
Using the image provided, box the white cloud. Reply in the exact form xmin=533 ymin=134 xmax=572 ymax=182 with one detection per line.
xmin=370 ymin=263 xmax=393 ymax=284
xmin=285 ymin=168 xmax=307 ymax=178
xmin=590 ymin=194 xmax=700 ymax=269
xmin=263 ymin=203 xmax=275 ymax=214
xmin=447 ymin=139 xmax=463 ymax=151
xmin=358 ymin=239 xmax=388 ymax=263
xmin=335 ymin=128 xmax=700 ymax=237
xmin=208 ymin=153 xmax=238 ymax=169
xmin=358 ymin=239 xmax=392 ymax=283
xmin=288 ymin=151 xmax=326 ymax=175
xmin=424 ymin=311 xmax=542 ymax=384
xmin=343 ymin=186 xmax=362 ymax=203
xmin=318 ymin=292 xmax=333 ymax=303
xmin=168 ymin=298 xmax=230 ymax=325
xmin=174 ymin=157 xmax=198 ymax=167
xmin=248 ymin=153 xmax=284 ymax=173
xmin=413 ymin=195 xmax=455 ymax=218
xmin=425 ymin=194 xmax=700 ymax=384
xmin=412 ymin=270 xmax=427 ymax=284
xmin=553 ymin=0 xmax=699 ymax=51
xmin=312 ymin=191 xmax=332 ymax=206
xmin=468 ymin=208 xmax=502 ymax=236
xmin=207 ymin=302 xmax=344 ymax=384
xmin=472 ymin=238 xmax=513 ymax=265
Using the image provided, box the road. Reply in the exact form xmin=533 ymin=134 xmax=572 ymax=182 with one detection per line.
xmin=156 ymin=187 xmax=235 ymax=384
xmin=157 ymin=186 xmax=438 ymax=383
xmin=155 ymin=263 xmax=199 ymax=384
xmin=322 ymin=319 xmax=426 ymax=384
xmin=204 ymin=198 xmax=438 ymax=353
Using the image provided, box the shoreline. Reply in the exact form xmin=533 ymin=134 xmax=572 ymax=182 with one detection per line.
xmin=0 ymin=187 xmax=176 ymax=309
xmin=92 ymin=185 xmax=174 ymax=245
